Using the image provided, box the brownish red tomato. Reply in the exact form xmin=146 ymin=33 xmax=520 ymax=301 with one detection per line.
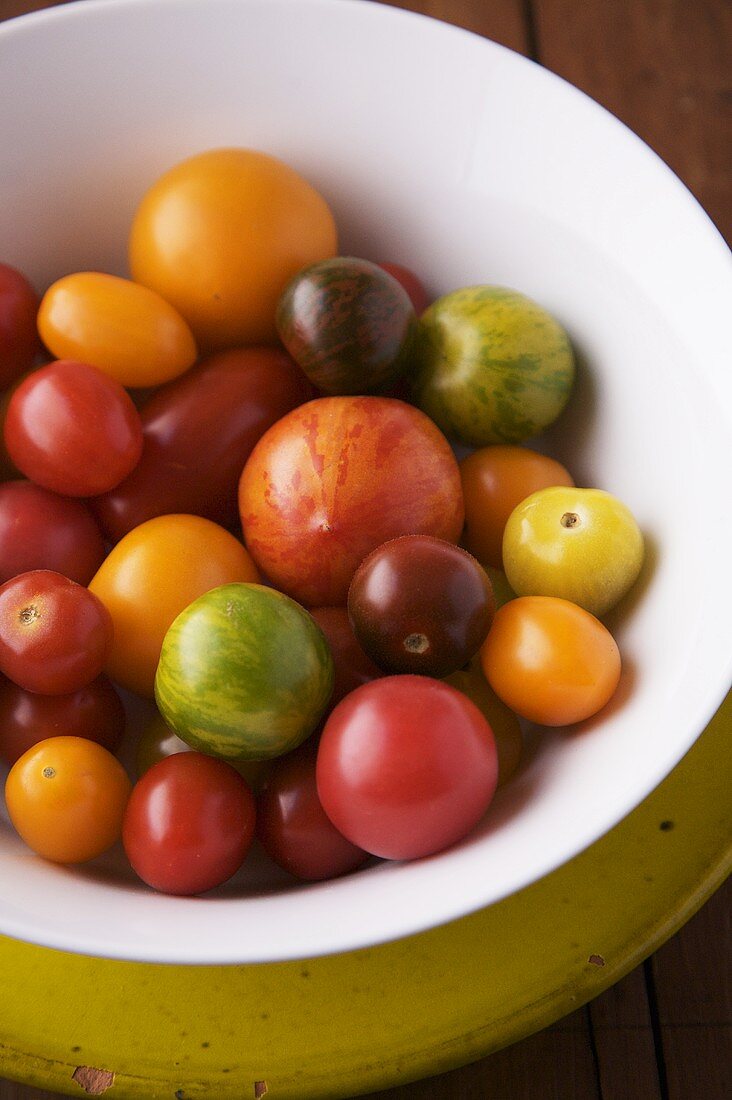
xmin=122 ymin=752 xmax=256 ymax=895
xmin=308 ymin=606 xmax=384 ymax=708
xmin=0 ymin=480 xmax=106 ymax=585
xmin=0 ymin=262 xmax=41 ymax=389
xmin=257 ymin=742 xmax=369 ymax=881
xmin=378 ymin=262 xmax=430 ymax=314
xmin=0 ymin=674 xmax=125 ymax=766
xmin=4 ymin=359 xmax=143 ymax=497
xmin=239 ymin=396 xmax=464 ymax=606
xmin=0 ymin=570 xmax=113 ymax=694
xmin=92 ymin=346 xmax=312 ymax=542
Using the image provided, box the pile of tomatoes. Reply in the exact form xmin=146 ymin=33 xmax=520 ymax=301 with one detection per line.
xmin=0 ymin=148 xmax=644 ymax=896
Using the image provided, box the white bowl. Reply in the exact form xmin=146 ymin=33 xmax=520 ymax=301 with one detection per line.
xmin=1 ymin=0 xmax=730 ymax=965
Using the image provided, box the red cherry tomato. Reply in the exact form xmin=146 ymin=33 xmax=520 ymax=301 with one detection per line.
xmin=378 ymin=262 xmax=430 ymax=315
xmin=0 ymin=262 xmax=41 ymax=389
xmin=308 ymin=606 xmax=384 ymax=708
xmin=0 ymin=570 xmax=113 ymax=694
xmin=0 ymin=480 xmax=106 ymax=585
xmin=257 ymin=742 xmax=369 ymax=881
xmin=93 ymin=346 xmax=313 ymax=542
xmin=0 ymin=674 xmax=125 ymax=766
xmin=316 ymin=675 xmax=498 ymax=860
xmin=4 ymin=359 xmax=143 ymax=497
xmin=122 ymin=752 xmax=256 ymax=895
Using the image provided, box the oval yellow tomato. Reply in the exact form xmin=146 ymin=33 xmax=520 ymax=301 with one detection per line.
xmin=88 ymin=514 xmax=259 ymax=697
xmin=129 ymin=148 xmax=338 ymax=350
xmin=5 ymin=736 xmax=131 ymax=864
xmin=37 ymin=272 xmax=197 ymax=387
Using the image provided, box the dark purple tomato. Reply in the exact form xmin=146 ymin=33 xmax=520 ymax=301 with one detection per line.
xmin=309 ymin=606 xmax=384 ymax=709
xmin=275 ymin=257 xmax=417 ymax=395
xmin=0 ymin=480 xmax=106 ymax=585
xmin=257 ymin=741 xmax=369 ymax=881
xmin=348 ymin=535 xmax=495 ymax=677
xmin=0 ymin=263 xmax=41 ymax=389
xmin=0 ymin=674 xmax=125 ymax=766
xmin=92 ymin=346 xmax=312 ymax=542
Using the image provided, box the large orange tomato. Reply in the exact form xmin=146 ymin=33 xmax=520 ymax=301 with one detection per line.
xmin=88 ymin=514 xmax=259 ymax=697
xmin=129 ymin=148 xmax=338 ymax=350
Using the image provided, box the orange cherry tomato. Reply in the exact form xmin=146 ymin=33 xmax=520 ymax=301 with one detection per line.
xmin=129 ymin=148 xmax=338 ymax=350
xmin=37 ymin=272 xmax=197 ymax=388
xmin=459 ymin=445 xmax=574 ymax=569
xmin=88 ymin=514 xmax=259 ymax=697
xmin=5 ymin=736 xmax=131 ymax=863
xmin=480 ymin=596 xmax=621 ymax=726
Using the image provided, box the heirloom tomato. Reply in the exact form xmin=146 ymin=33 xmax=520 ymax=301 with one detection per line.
xmin=316 ymin=676 xmax=498 ymax=860
xmin=122 ymin=752 xmax=255 ymax=895
xmin=481 ymin=596 xmax=621 ymax=726
xmin=378 ymin=262 xmax=430 ymax=314
xmin=0 ymin=262 xmax=41 ymax=388
xmin=0 ymin=480 xmax=105 ymax=585
xmin=135 ymin=710 xmax=270 ymax=790
xmin=89 ymin=514 xmax=259 ymax=697
xmin=239 ymin=396 xmax=464 ymax=606
xmin=93 ymin=346 xmax=312 ymax=542
xmin=155 ymin=583 xmax=334 ymax=761
xmin=5 ymin=736 xmax=131 ymax=863
xmin=308 ymin=606 xmax=384 ymax=709
xmin=129 ymin=148 xmax=337 ymax=349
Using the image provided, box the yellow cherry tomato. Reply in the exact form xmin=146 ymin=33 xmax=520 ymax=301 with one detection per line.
xmin=136 ymin=711 xmax=271 ymax=790
xmin=5 ymin=736 xmax=131 ymax=864
xmin=444 ymin=659 xmax=522 ymax=786
xmin=37 ymin=272 xmax=197 ymax=387
xmin=129 ymin=148 xmax=338 ymax=350
xmin=88 ymin=514 xmax=259 ymax=697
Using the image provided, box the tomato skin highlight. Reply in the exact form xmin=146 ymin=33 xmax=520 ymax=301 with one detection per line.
xmin=5 ymin=736 xmax=131 ymax=863
xmin=92 ymin=346 xmax=312 ymax=542
xmin=480 ymin=596 xmax=622 ymax=726
xmin=316 ymin=675 xmax=498 ymax=860
xmin=0 ymin=480 xmax=106 ymax=586
xmin=0 ymin=674 xmax=125 ymax=766
xmin=122 ymin=752 xmax=256 ymax=895
xmin=0 ymin=570 xmax=113 ymax=695
xmin=4 ymin=359 xmax=143 ymax=497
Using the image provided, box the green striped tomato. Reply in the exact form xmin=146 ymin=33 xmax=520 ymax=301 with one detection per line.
xmin=155 ymin=583 xmax=334 ymax=761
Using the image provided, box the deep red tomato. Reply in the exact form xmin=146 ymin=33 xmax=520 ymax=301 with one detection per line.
xmin=3 ymin=359 xmax=143 ymax=497
xmin=308 ymin=606 xmax=384 ymax=708
xmin=0 ymin=570 xmax=113 ymax=694
xmin=0 ymin=674 xmax=125 ymax=766
xmin=122 ymin=752 xmax=256 ymax=895
xmin=316 ymin=675 xmax=498 ymax=860
xmin=0 ymin=262 xmax=41 ymax=389
xmin=92 ymin=346 xmax=313 ymax=542
xmin=0 ymin=480 xmax=106 ymax=585
xmin=257 ymin=742 xmax=369 ymax=881
xmin=378 ymin=262 xmax=430 ymax=315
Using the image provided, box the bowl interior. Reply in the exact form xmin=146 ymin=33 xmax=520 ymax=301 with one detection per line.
xmin=0 ymin=0 xmax=730 ymax=964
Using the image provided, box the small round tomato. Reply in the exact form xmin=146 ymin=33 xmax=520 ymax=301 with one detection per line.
xmin=0 ymin=570 xmax=113 ymax=695
xmin=135 ymin=711 xmax=270 ymax=790
xmin=378 ymin=262 xmax=430 ymax=314
xmin=37 ymin=272 xmax=197 ymax=388
xmin=0 ymin=262 xmax=41 ymax=388
xmin=89 ymin=514 xmax=259 ymax=697
xmin=0 ymin=480 xmax=106 ymax=585
xmin=122 ymin=752 xmax=256 ymax=895
xmin=460 ymin=445 xmax=574 ymax=569
xmin=348 ymin=535 xmax=495 ymax=677
xmin=444 ymin=660 xmax=523 ymax=787
xmin=308 ymin=606 xmax=384 ymax=708
xmin=502 ymin=486 xmax=645 ymax=617
xmin=257 ymin=742 xmax=369 ymax=881
xmin=4 ymin=359 xmax=143 ymax=497
xmin=0 ymin=674 xmax=125 ymax=766
xmin=480 ymin=596 xmax=622 ymax=726
xmin=129 ymin=148 xmax=338 ymax=350
xmin=5 ymin=736 xmax=131 ymax=863
xmin=316 ymin=676 xmax=498 ymax=860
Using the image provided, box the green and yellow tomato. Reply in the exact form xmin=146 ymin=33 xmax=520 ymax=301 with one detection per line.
xmin=155 ymin=583 xmax=334 ymax=761
xmin=411 ymin=285 xmax=575 ymax=446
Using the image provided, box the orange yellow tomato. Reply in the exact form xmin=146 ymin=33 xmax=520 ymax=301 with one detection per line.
xmin=480 ymin=596 xmax=621 ymax=726
xmin=5 ymin=736 xmax=131 ymax=863
xmin=128 ymin=147 xmax=338 ymax=350
xmin=37 ymin=272 xmax=197 ymax=388
xmin=88 ymin=514 xmax=259 ymax=697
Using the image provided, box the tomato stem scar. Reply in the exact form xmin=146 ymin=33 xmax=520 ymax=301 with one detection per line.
xmin=42 ymin=766 xmax=56 ymax=778
xmin=19 ymin=604 xmax=39 ymax=623
xmin=404 ymin=632 xmax=429 ymax=654
xmin=560 ymin=512 xmax=580 ymax=528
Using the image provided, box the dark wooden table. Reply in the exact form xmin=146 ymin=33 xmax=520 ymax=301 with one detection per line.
xmin=0 ymin=1 xmax=729 ymax=1098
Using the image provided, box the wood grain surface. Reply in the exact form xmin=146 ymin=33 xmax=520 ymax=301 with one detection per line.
xmin=0 ymin=1 xmax=730 ymax=1098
